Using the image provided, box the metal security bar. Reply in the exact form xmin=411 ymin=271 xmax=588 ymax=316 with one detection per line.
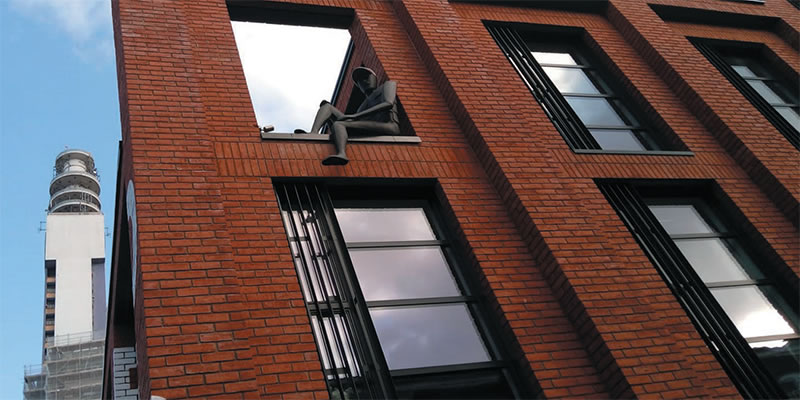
xmin=276 ymin=183 xmax=383 ymax=399
xmin=487 ymin=24 xmax=600 ymax=149
xmin=692 ymin=40 xmax=800 ymax=150
xmin=597 ymin=182 xmax=785 ymax=399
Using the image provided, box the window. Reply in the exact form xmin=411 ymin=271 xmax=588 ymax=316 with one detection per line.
xmin=229 ymin=7 xmax=352 ymax=133
xmin=692 ymin=40 xmax=799 ymax=150
xmin=599 ymin=182 xmax=799 ymax=399
xmin=488 ymin=24 xmax=682 ymax=153
xmin=276 ymin=182 xmax=525 ymax=399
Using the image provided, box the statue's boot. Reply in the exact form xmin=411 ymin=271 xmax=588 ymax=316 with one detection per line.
xmin=294 ymin=129 xmax=309 ymax=134
xmin=322 ymin=154 xmax=349 ymax=165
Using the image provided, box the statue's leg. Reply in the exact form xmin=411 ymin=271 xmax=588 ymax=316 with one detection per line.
xmin=301 ymin=103 xmax=344 ymax=134
xmin=323 ymin=121 xmax=350 ymax=165
xmin=322 ymin=121 xmax=400 ymax=165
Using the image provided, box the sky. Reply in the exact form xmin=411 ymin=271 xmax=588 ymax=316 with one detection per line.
xmin=0 ymin=2 xmax=349 ymax=398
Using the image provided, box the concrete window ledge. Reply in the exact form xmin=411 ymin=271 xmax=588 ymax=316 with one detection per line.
xmin=261 ymin=132 xmax=422 ymax=144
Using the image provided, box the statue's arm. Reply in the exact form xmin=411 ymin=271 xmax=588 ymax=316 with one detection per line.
xmin=346 ymin=81 xmax=397 ymax=120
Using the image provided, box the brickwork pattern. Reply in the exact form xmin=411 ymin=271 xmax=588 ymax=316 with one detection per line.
xmin=109 ymin=0 xmax=799 ymax=398
xmin=113 ymin=347 xmax=139 ymax=400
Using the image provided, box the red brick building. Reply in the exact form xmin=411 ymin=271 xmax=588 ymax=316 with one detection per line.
xmin=103 ymin=0 xmax=799 ymax=398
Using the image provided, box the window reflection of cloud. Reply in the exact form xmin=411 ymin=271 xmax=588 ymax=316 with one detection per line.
xmin=349 ymin=247 xmax=460 ymax=301
xmin=648 ymin=205 xmax=713 ymax=235
xmin=542 ymin=67 xmax=599 ymax=94
xmin=712 ymin=287 xmax=795 ymax=339
xmin=370 ymin=305 xmax=490 ymax=370
xmin=675 ymin=239 xmax=753 ymax=282
xmin=565 ymin=97 xmax=625 ymax=126
xmin=334 ymin=209 xmax=435 ymax=242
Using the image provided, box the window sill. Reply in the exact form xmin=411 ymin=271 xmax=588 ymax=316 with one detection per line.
xmin=573 ymin=149 xmax=694 ymax=156
xmin=261 ymin=132 xmax=422 ymax=144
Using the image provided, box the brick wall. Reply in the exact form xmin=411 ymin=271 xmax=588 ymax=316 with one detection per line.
xmin=113 ymin=347 xmax=139 ymax=399
xmin=109 ymin=0 xmax=799 ymax=398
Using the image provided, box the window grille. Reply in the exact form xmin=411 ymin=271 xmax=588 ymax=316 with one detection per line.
xmin=692 ymin=39 xmax=800 ymax=150
xmin=598 ymin=181 xmax=796 ymax=399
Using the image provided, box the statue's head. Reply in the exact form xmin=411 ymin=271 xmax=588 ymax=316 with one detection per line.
xmin=352 ymin=67 xmax=378 ymax=94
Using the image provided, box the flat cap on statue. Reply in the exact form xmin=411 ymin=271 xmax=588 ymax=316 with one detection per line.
xmin=352 ymin=66 xmax=376 ymax=81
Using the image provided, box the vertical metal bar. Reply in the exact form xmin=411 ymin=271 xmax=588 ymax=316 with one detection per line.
xmin=293 ymin=184 xmax=361 ymax=398
xmin=314 ymin=185 xmax=395 ymax=399
xmin=487 ymin=25 xmax=600 ymax=149
xmin=309 ymin=185 xmax=382 ymax=399
xmin=692 ymin=40 xmax=799 ymax=150
xmin=598 ymin=182 xmax=784 ymax=399
xmin=278 ymin=184 xmax=347 ymax=399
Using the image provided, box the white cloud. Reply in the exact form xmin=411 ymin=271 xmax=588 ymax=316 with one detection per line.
xmin=231 ymin=22 xmax=352 ymax=132
xmin=10 ymin=0 xmax=112 ymax=62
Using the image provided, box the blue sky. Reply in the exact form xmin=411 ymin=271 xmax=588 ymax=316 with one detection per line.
xmin=0 ymin=2 xmax=349 ymax=397
xmin=0 ymin=0 xmax=119 ymax=397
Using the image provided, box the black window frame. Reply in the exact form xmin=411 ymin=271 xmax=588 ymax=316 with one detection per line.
xmin=691 ymin=38 xmax=800 ymax=150
xmin=487 ymin=23 xmax=690 ymax=155
xmin=598 ymin=180 xmax=799 ymax=399
xmin=275 ymin=181 xmax=530 ymax=399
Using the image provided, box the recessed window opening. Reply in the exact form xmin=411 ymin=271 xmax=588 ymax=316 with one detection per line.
xmin=692 ymin=39 xmax=799 ymax=149
xmin=487 ymin=24 xmax=684 ymax=153
xmin=231 ymin=21 xmax=351 ymax=133
xmin=598 ymin=181 xmax=799 ymax=398
xmin=276 ymin=182 xmax=527 ymax=399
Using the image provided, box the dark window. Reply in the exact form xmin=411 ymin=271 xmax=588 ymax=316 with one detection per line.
xmin=598 ymin=181 xmax=799 ymax=399
xmin=692 ymin=40 xmax=800 ymax=150
xmin=488 ymin=24 xmax=680 ymax=153
xmin=276 ymin=182 xmax=525 ymax=399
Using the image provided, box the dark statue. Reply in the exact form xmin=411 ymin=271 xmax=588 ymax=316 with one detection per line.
xmin=295 ymin=67 xmax=399 ymax=165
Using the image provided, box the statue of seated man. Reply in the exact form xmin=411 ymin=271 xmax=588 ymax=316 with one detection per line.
xmin=295 ymin=67 xmax=399 ymax=165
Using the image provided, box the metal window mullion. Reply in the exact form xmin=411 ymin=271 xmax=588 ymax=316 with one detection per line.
xmin=745 ymin=333 xmax=800 ymax=343
xmin=365 ymin=296 xmax=475 ymax=309
xmin=537 ymin=63 xmax=592 ymax=69
xmin=314 ymin=184 xmax=393 ymax=399
xmin=561 ymin=92 xmax=615 ymax=99
xmin=298 ymin=184 xmax=367 ymax=398
xmin=281 ymin=184 xmax=350 ymax=399
xmin=388 ymin=361 xmax=506 ymax=378
xmin=344 ymin=240 xmax=446 ymax=249
xmin=669 ymin=232 xmax=732 ymax=240
xmin=705 ymin=280 xmax=770 ymax=289
xmin=583 ymin=124 xmax=642 ymax=130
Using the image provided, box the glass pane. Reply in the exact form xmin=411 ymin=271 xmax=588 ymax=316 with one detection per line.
xmin=765 ymin=80 xmax=798 ymax=103
xmin=751 ymin=338 xmax=800 ymax=399
xmin=711 ymin=286 xmax=797 ymax=339
xmin=531 ymin=51 xmax=577 ymax=65
xmin=589 ymin=129 xmax=646 ymax=151
xmin=746 ymin=80 xmax=785 ymax=104
xmin=292 ymin=241 xmax=337 ymax=302
xmin=349 ymin=247 xmax=461 ymax=301
xmin=732 ymin=65 xmax=758 ymax=78
xmin=776 ymin=107 xmax=800 ymax=131
xmin=370 ymin=304 xmax=491 ymax=370
xmin=674 ymin=238 xmax=761 ymax=283
xmin=565 ymin=96 xmax=626 ymax=127
xmin=334 ymin=208 xmax=435 ymax=242
xmin=542 ymin=67 xmax=600 ymax=94
xmin=648 ymin=204 xmax=714 ymax=235
xmin=311 ymin=314 xmax=360 ymax=377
